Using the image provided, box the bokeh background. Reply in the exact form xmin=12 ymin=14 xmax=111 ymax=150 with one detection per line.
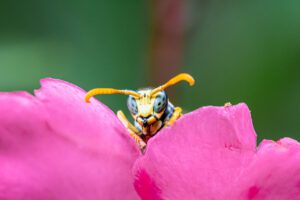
xmin=0 ymin=0 xmax=299 ymax=142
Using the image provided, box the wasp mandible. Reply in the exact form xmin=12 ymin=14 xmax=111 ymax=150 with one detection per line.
xmin=85 ymin=73 xmax=195 ymax=150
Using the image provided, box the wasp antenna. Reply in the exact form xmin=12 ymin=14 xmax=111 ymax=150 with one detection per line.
xmin=85 ymin=88 xmax=140 ymax=102
xmin=150 ymin=73 xmax=195 ymax=96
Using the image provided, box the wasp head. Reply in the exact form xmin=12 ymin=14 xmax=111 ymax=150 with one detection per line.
xmin=127 ymin=89 xmax=168 ymax=127
xmin=85 ymin=73 xmax=195 ymax=129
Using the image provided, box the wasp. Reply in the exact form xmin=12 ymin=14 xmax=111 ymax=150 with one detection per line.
xmin=85 ymin=73 xmax=195 ymax=150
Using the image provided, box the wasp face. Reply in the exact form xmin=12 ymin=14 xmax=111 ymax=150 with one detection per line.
xmin=127 ymin=89 xmax=168 ymax=128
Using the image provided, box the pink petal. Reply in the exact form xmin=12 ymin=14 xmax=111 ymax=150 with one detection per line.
xmin=236 ymin=138 xmax=300 ymax=200
xmin=0 ymin=79 xmax=140 ymax=200
xmin=134 ymin=103 xmax=300 ymax=199
xmin=35 ymin=78 xmax=140 ymax=156
xmin=134 ymin=103 xmax=257 ymax=199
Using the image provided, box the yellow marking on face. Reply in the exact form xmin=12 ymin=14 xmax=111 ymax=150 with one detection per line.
xmin=135 ymin=90 xmax=154 ymax=118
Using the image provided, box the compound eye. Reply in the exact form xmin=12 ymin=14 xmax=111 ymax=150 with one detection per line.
xmin=127 ymin=96 xmax=138 ymax=115
xmin=153 ymin=91 xmax=168 ymax=113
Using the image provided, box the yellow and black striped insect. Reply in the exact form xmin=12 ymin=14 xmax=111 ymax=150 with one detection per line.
xmin=85 ymin=73 xmax=195 ymax=150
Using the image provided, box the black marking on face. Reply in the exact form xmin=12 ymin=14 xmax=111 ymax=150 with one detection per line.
xmin=153 ymin=91 xmax=168 ymax=113
xmin=127 ymin=96 xmax=138 ymax=115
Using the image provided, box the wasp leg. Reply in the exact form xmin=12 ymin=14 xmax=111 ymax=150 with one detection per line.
xmin=117 ymin=110 xmax=146 ymax=150
xmin=165 ymin=107 xmax=182 ymax=127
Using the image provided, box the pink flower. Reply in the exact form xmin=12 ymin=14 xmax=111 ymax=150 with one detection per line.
xmin=0 ymin=78 xmax=299 ymax=200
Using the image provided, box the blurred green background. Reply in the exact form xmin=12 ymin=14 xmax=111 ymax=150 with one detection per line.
xmin=0 ymin=0 xmax=299 ymax=142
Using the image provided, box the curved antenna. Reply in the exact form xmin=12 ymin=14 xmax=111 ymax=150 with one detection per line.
xmin=150 ymin=73 xmax=195 ymax=96
xmin=85 ymin=88 xmax=140 ymax=102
